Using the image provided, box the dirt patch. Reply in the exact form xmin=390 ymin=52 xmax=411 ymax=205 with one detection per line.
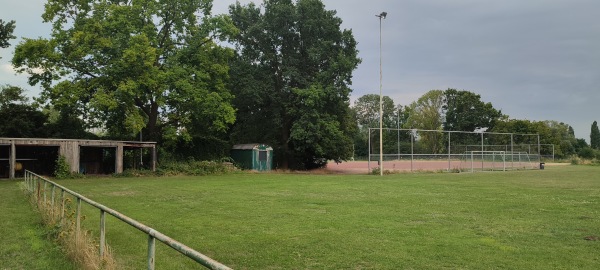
xmin=107 ymin=191 xmax=136 ymax=197
xmin=324 ymin=160 xmax=457 ymax=174
xmin=584 ymin=235 xmax=599 ymax=241
xmin=544 ymin=163 xmax=571 ymax=166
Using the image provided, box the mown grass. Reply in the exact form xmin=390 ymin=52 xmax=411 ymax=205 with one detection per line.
xmin=32 ymin=166 xmax=600 ymax=268
xmin=0 ymin=180 xmax=77 ymax=269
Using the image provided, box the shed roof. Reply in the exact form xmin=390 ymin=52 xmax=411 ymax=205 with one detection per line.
xmin=0 ymin=137 xmax=156 ymax=148
xmin=232 ymin=143 xmax=272 ymax=150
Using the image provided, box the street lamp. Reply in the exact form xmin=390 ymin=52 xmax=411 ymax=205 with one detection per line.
xmin=376 ymin=11 xmax=387 ymax=176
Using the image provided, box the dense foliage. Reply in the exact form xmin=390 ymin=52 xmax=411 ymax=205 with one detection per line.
xmin=3 ymin=1 xmax=595 ymax=168
xmin=491 ymin=119 xmax=581 ymax=158
xmin=0 ymin=85 xmax=96 ymax=138
xmin=0 ymin=19 xmax=16 ymax=57
xmin=228 ymin=0 xmax=360 ymax=169
xmin=352 ymin=94 xmax=408 ymax=158
xmin=591 ymin=121 xmax=600 ymax=149
xmin=353 ymin=89 xmax=585 ymax=159
xmin=443 ymin=89 xmax=502 ymax=132
xmin=12 ymin=0 xmax=236 ymax=145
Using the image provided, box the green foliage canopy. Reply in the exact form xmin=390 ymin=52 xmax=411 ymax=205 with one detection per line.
xmin=443 ymin=88 xmax=503 ymax=132
xmin=228 ymin=0 xmax=361 ymax=169
xmin=353 ymin=94 xmax=400 ymax=128
xmin=591 ymin=121 xmax=600 ymax=150
xmin=491 ymin=119 xmax=579 ymax=158
xmin=352 ymin=94 xmax=408 ymax=157
xmin=0 ymin=85 xmax=47 ymax=138
xmin=12 ymin=0 xmax=237 ymax=142
xmin=0 ymin=19 xmax=16 ymax=58
xmin=404 ymin=90 xmax=445 ymax=153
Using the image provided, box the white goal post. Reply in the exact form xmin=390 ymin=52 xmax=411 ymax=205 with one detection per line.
xmin=366 ymin=128 xmax=543 ymax=172
xmin=461 ymin=150 xmax=536 ymax=172
xmin=463 ymin=151 xmax=506 ymax=172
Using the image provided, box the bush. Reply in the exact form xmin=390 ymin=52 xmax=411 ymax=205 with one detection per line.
xmin=114 ymin=159 xmax=239 ymax=177
xmin=54 ymin=155 xmax=84 ymax=179
xmin=578 ymin=147 xmax=596 ymax=159
xmin=570 ymin=155 xmax=581 ymax=165
xmin=157 ymin=159 xmax=238 ymax=176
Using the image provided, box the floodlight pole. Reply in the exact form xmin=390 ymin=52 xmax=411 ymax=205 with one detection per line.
xmin=377 ymin=11 xmax=387 ymax=176
xmin=397 ymin=107 xmax=400 ymax=160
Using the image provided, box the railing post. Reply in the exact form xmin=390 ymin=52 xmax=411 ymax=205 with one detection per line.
xmin=60 ymin=190 xmax=65 ymax=225
xmin=76 ymin=197 xmax=81 ymax=241
xmin=51 ymin=184 xmax=56 ymax=210
xmin=100 ymin=210 xmax=106 ymax=258
xmin=148 ymin=235 xmax=156 ymax=270
xmin=43 ymin=181 xmax=47 ymax=204
xmin=27 ymin=172 xmax=31 ymax=191
xmin=36 ymin=177 xmax=40 ymax=200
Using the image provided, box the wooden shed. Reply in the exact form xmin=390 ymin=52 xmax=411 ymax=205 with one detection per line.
xmin=230 ymin=144 xmax=273 ymax=171
xmin=0 ymin=138 xmax=156 ymax=179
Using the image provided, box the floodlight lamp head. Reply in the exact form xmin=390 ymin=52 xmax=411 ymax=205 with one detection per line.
xmin=377 ymin=12 xmax=387 ymax=19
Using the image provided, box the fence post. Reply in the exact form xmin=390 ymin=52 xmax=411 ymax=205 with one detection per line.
xmin=43 ymin=181 xmax=47 ymax=204
xmin=148 ymin=235 xmax=156 ymax=270
xmin=36 ymin=177 xmax=40 ymax=200
xmin=410 ymin=130 xmax=414 ymax=172
xmin=471 ymin=151 xmax=474 ymax=173
xmin=28 ymin=172 xmax=32 ymax=192
xmin=100 ymin=210 xmax=106 ymax=257
xmin=50 ymin=185 xmax=56 ymax=210
xmin=368 ymin=128 xmax=371 ymax=172
xmin=448 ymin=132 xmax=451 ymax=171
xmin=76 ymin=198 xmax=81 ymax=241
xmin=60 ymin=189 xmax=65 ymax=225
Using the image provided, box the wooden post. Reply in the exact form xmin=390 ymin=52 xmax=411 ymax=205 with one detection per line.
xmin=76 ymin=198 xmax=81 ymax=241
xmin=100 ymin=210 xmax=106 ymax=257
xmin=148 ymin=235 xmax=156 ymax=270
xmin=116 ymin=144 xmax=124 ymax=174
xmin=9 ymin=142 xmax=15 ymax=179
xmin=152 ymin=146 xmax=157 ymax=172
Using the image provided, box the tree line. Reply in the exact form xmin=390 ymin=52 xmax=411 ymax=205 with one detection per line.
xmin=352 ymin=89 xmax=597 ymax=160
xmin=1 ymin=1 xmax=596 ymax=170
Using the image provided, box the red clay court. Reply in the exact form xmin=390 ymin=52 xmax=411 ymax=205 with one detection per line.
xmin=325 ymin=160 xmax=541 ymax=174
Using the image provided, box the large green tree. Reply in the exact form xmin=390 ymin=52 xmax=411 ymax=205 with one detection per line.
xmin=491 ymin=119 xmax=578 ymax=158
xmin=228 ymin=0 xmax=360 ymax=169
xmin=12 ymin=0 xmax=236 ymax=143
xmin=442 ymin=89 xmax=503 ymax=147
xmin=405 ymin=90 xmax=445 ymax=154
xmin=0 ymin=85 xmax=47 ymax=138
xmin=443 ymin=89 xmax=502 ymax=132
xmin=591 ymin=121 xmax=600 ymax=149
xmin=353 ymin=94 xmax=398 ymax=129
xmin=0 ymin=19 xmax=16 ymax=59
xmin=352 ymin=94 xmax=408 ymax=157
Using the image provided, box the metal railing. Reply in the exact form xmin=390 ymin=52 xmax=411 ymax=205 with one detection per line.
xmin=24 ymin=170 xmax=232 ymax=270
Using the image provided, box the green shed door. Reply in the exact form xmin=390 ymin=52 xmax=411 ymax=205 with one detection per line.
xmin=258 ymin=150 xmax=267 ymax=171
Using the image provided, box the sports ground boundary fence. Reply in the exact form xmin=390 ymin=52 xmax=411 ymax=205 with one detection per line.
xmin=367 ymin=128 xmax=547 ymax=172
xmin=23 ymin=170 xmax=231 ymax=270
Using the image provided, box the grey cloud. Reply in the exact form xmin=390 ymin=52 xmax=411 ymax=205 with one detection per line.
xmin=1 ymin=0 xmax=598 ymax=140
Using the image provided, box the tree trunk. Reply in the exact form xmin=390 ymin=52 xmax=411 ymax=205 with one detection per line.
xmin=145 ymin=101 xmax=160 ymax=141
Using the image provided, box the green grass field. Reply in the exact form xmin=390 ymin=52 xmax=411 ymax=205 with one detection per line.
xmin=0 ymin=180 xmax=76 ymax=269
xmin=6 ymin=165 xmax=600 ymax=269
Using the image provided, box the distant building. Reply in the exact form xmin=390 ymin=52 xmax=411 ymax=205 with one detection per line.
xmin=0 ymin=138 xmax=156 ymax=179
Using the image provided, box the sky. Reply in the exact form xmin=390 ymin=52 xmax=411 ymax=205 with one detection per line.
xmin=1 ymin=0 xmax=599 ymax=141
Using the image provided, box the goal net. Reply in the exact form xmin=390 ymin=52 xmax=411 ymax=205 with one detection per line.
xmin=366 ymin=128 xmax=542 ymax=172
xmin=460 ymin=151 xmax=537 ymax=172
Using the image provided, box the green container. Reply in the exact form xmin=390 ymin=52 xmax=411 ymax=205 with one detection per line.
xmin=231 ymin=144 xmax=273 ymax=171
